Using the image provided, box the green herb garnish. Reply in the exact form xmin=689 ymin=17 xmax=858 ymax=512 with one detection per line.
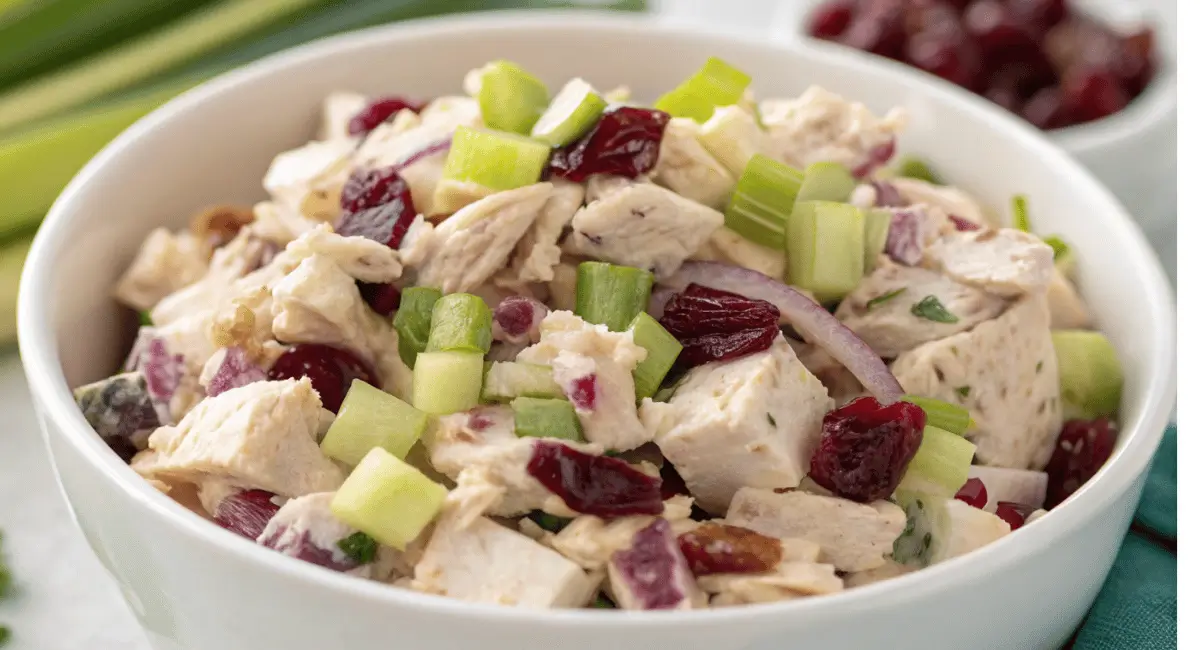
xmin=767 ymin=413 xmax=777 ymax=427
xmin=911 ymin=295 xmax=959 ymax=323
xmin=530 ymin=510 xmax=573 ymax=533
xmin=336 ymin=532 xmax=378 ymax=565
xmin=137 ymin=310 xmax=153 ymax=327
xmin=591 ymin=594 xmax=618 ymax=609
xmin=866 ymin=287 xmax=906 ymax=310
xmin=1011 ymin=194 xmax=1030 ymax=232
xmin=955 ymin=386 xmax=971 ymax=398
xmin=1043 ymin=235 xmax=1069 ymax=260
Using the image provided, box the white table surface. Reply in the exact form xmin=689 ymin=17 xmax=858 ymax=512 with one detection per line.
xmin=0 ymin=355 xmax=151 ymax=650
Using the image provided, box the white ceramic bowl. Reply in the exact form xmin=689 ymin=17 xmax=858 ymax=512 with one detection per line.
xmin=771 ymin=0 xmax=1179 ymax=277
xmin=17 ymin=11 xmax=1176 ymax=650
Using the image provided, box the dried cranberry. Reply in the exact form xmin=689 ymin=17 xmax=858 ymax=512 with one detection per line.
xmin=526 ymin=441 xmax=664 ymax=518
xmin=1009 ymin=0 xmax=1067 ymax=32
xmin=677 ymin=523 xmax=783 ymax=576
xmin=906 ymin=29 xmax=983 ymax=89
xmin=852 ymin=139 xmax=897 ymax=177
xmin=807 ymin=0 xmax=857 ymax=40
xmin=1116 ymin=29 xmax=1156 ymax=96
xmin=548 ymin=106 xmax=670 ymax=182
xmin=659 ymin=284 xmax=781 ymax=370
xmin=954 ymin=477 xmax=988 ymax=509
xmin=267 ymin=344 xmax=378 ymax=412
xmin=213 ymin=490 xmax=280 ymax=540
xmin=609 ymin=519 xmax=691 ymax=609
xmin=347 ymin=96 xmax=423 ymax=137
xmin=995 ymin=501 xmax=1035 ymax=529
xmin=568 ymin=374 xmax=598 ymax=411
xmin=984 ymin=82 xmax=1023 ymax=113
xmin=872 ymin=181 xmax=905 ymax=207
xmin=808 ymin=396 xmax=926 ymax=502
xmin=949 ymin=214 xmax=981 ymax=231
xmin=495 ymin=296 xmax=534 ymax=337
xmin=357 ymin=282 xmax=402 ymax=318
xmin=206 ymin=346 xmax=267 ymax=397
xmin=1061 ymin=65 xmax=1130 ymax=124
xmin=963 ymin=1 xmax=1038 ymax=56
xmin=336 ymin=166 xmax=416 ymax=249
xmin=1044 ymin=418 xmax=1117 ymax=507
xmin=840 ymin=0 xmax=907 ymax=60
xmin=1021 ymin=87 xmax=1070 ymax=129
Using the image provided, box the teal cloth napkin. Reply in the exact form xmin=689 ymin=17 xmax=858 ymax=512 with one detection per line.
xmin=1072 ymin=426 xmax=1177 ymax=649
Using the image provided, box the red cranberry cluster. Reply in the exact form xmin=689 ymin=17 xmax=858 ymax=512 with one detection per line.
xmin=806 ymin=0 xmax=1157 ymax=129
xmin=659 ymin=284 xmax=781 ymax=370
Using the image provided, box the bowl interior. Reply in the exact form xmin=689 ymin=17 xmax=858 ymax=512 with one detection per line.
xmin=20 ymin=9 xmax=1175 ymax=613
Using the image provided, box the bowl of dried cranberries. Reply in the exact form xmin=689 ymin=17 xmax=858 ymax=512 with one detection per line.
xmin=776 ymin=0 xmax=1176 ymax=271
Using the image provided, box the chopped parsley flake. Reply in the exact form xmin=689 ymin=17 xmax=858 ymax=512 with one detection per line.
xmin=591 ymin=594 xmax=618 ymax=609
xmin=137 ymin=310 xmax=153 ymax=327
xmin=956 ymin=386 xmax=971 ymax=398
xmin=1036 ymin=361 xmax=1044 ymax=373
xmin=767 ymin=413 xmax=777 ymax=427
xmin=530 ymin=510 xmax=573 ymax=533
xmin=911 ymin=295 xmax=959 ymax=323
xmin=336 ymin=532 xmax=378 ymax=565
xmin=866 ymin=288 xmax=906 ymax=310
xmin=1012 ymin=194 xmax=1030 ymax=232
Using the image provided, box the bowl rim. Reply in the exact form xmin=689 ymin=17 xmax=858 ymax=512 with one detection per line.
xmin=17 ymin=9 xmax=1176 ymax=627
xmin=771 ymin=0 xmax=1179 ymax=155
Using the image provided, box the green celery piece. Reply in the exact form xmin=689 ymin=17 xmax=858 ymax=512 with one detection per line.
xmin=482 ymin=362 xmax=565 ymax=402
xmin=412 ymin=351 xmax=484 ymax=416
xmin=0 ymin=80 xmax=191 ymax=239
xmin=894 ymin=156 xmax=943 ymax=185
xmin=0 ymin=0 xmax=219 ymax=93
xmin=896 ymin=426 xmax=976 ymax=497
xmin=902 ymin=395 xmax=970 ymax=435
xmin=629 ymin=312 xmax=681 ymax=400
xmin=330 ymin=448 xmax=447 ymax=550
xmin=394 ymin=287 xmax=442 ymax=368
xmin=512 ymin=397 xmax=584 ymax=442
xmin=575 ymin=262 xmax=654 ymax=331
xmin=795 ymin=162 xmax=856 ymax=203
xmin=724 ymin=154 xmax=805 ymax=250
xmin=476 ymin=60 xmax=550 ymax=135
xmin=785 ymin=200 xmax=865 ymax=303
xmin=320 ymin=379 xmax=429 ymax=467
xmin=1052 ymin=330 xmax=1123 ymax=419
xmin=654 ymin=56 xmax=750 ymax=122
xmin=426 ymin=293 xmax=493 ymax=355
xmin=0 ymin=0 xmax=332 ymax=134
xmin=1011 ymin=194 xmax=1031 ymax=232
xmin=862 ymin=207 xmax=892 ymax=273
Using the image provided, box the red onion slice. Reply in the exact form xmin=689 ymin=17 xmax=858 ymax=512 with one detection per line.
xmin=397 ymin=137 xmax=452 ymax=171
xmin=662 ymin=262 xmax=905 ymax=403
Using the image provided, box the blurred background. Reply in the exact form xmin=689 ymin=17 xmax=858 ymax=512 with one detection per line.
xmin=0 ymin=0 xmax=1175 ymax=648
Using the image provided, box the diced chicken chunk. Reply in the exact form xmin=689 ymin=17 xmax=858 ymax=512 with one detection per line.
xmin=843 ymin=559 xmax=914 ymax=588
xmin=546 ymin=496 xmax=696 ymax=570
xmin=114 ymin=228 xmax=210 ymax=311
xmin=509 ymin=180 xmax=585 ymax=283
xmin=891 ymin=295 xmax=1062 ymax=469
xmin=417 ymin=183 xmax=553 ymax=293
xmin=649 ymin=117 xmax=736 ymax=209
xmin=889 ymin=177 xmax=991 ymax=227
xmin=317 ymin=91 xmax=368 ymax=141
xmin=758 ymin=87 xmax=905 ymax=174
xmin=518 ymin=311 xmax=650 ymax=451
xmin=150 ymin=229 xmax=276 ymax=327
xmin=691 ymin=226 xmax=787 ymax=281
xmin=725 ymin=488 xmax=906 ymax=572
xmin=263 ymin=138 xmax=356 ymax=223
xmin=924 ymin=228 xmax=1054 ymax=298
xmin=1047 ymin=268 xmax=1092 ymax=329
xmin=567 ymin=178 xmax=723 ymax=277
xmin=131 ymin=378 xmax=344 ymax=497
xmin=271 ymin=255 xmax=411 ymax=399
xmin=698 ymin=105 xmax=773 ymax=178
xmin=413 ymin=513 xmax=596 ymax=608
xmin=547 ymin=258 xmax=579 ymax=312
xmin=348 ymin=109 xmax=422 ymax=169
xmin=699 ymin=561 xmax=844 ymax=606
xmin=425 ymin=406 xmax=519 ymax=479
xmin=835 ymin=259 xmax=1007 ymax=357
xmin=643 ymin=336 xmax=832 ymax=513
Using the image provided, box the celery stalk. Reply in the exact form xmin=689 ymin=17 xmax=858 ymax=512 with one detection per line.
xmin=0 ymin=0 xmax=329 ymax=134
xmin=0 ymin=81 xmax=191 ymax=238
xmin=0 ymin=236 xmax=31 ymax=343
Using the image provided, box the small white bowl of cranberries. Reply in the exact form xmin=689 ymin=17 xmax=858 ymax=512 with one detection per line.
xmin=780 ymin=0 xmax=1176 ymax=241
